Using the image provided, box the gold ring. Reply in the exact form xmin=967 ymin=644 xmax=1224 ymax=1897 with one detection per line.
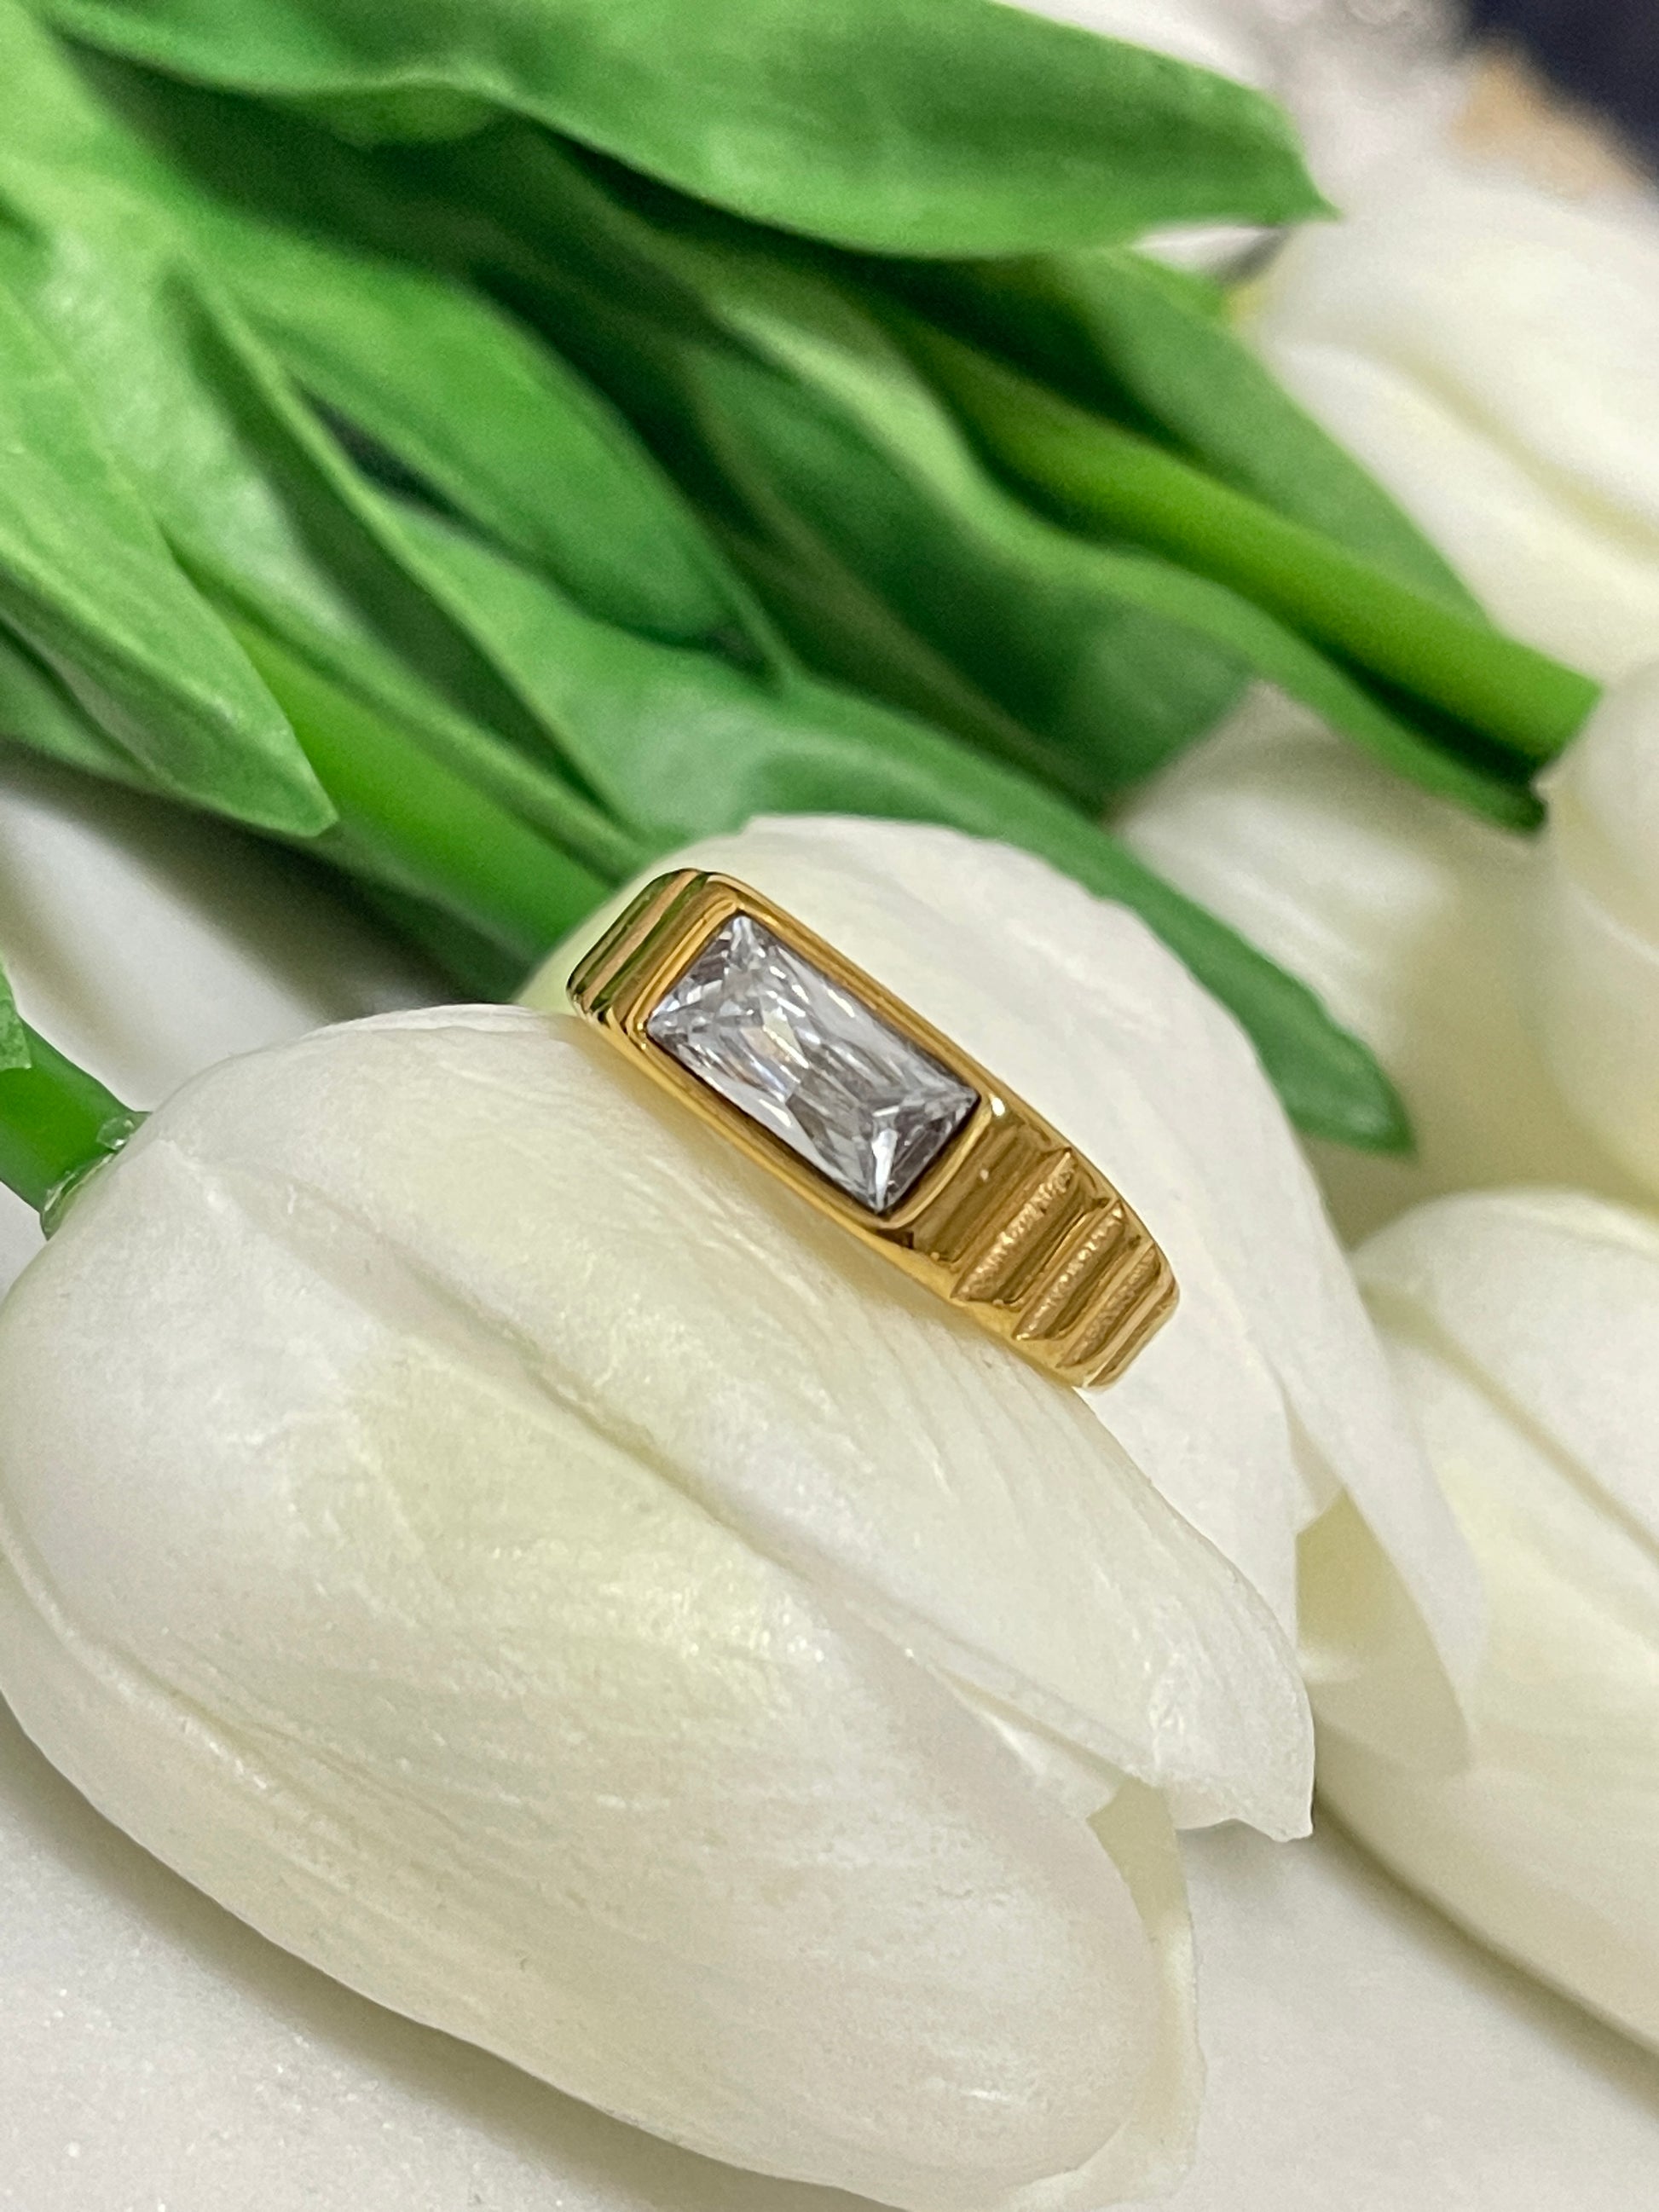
xmin=569 ymin=870 xmax=1177 ymax=1389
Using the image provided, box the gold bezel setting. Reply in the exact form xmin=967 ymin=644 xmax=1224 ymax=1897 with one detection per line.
xmin=569 ymin=870 xmax=1177 ymax=1389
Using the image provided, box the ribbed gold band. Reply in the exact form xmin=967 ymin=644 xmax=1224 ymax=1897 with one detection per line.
xmin=569 ymin=870 xmax=1176 ymax=1389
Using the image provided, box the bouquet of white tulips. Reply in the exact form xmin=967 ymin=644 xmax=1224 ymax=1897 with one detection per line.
xmin=3 ymin=2 xmax=1659 ymax=2208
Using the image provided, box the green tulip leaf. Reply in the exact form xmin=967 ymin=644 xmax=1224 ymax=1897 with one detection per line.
xmin=711 ymin=515 xmax=1091 ymax=802
xmin=187 ymin=548 xmax=643 ymax=890
xmin=225 ymin=614 xmax=615 ymax=966
xmin=392 ymin=138 xmax=1252 ymax=798
xmin=0 ymin=12 xmax=747 ymax=833
xmin=872 ymin=246 xmax=1483 ymax=611
xmin=0 ymin=138 xmax=617 ymax=808
xmin=0 ymin=952 xmax=26 ymax=1074
xmin=0 ymin=621 xmax=164 ymax=793
xmin=177 ymin=199 xmax=766 ymax=654
xmin=490 ymin=203 xmax=1531 ymax=822
xmin=916 ymin=331 xmax=1593 ymax=796
xmin=64 ymin=58 xmax=777 ymax=668
xmin=659 ymin=258 xmax=1542 ymax=822
xmin=288 ymin=84 xmax=497 ymax=145
xmin=393 ymin=133 xmax=1566 ymax=817
xmin=350 ymin=879 xmax=533 ymax=1001
xmin=0 ymin=269 xmax=329 ymax=832
xmin=0 ymin=8 xmax=1412 ymax=1144
xmin=679 ymin=331 xmax=1250 ymax=800
xmin=38 ymin=0 xmax=1327 ymax=252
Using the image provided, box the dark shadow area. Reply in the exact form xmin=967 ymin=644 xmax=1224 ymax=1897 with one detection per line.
xmin=1469 ymin=0 xmax=1659 ymax=159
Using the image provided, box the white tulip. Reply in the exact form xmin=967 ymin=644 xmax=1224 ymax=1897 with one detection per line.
xmin=0 ymin=983 xmax=1314 ymax=2209
xmin=1116 ymin=689 xmax=1642 ymax=1241
xmin=1535 ymin=662 xmax=1659 ymax=1202
xmin=531 ymin=815 xmax=1482 ymax=1764
xmin=1319 ymin=1187 xmax=1659 ymax=2048
xmin=1250 ymin=160 xmax=1659 ymax=683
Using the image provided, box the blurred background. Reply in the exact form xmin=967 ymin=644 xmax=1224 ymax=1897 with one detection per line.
xmin=1471 ymin=0 xmax=1659 ymax=162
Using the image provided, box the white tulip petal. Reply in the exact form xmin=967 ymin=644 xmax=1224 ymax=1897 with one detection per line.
xmin=1296 ymin=1487 xmax=1471 ymax=1778
xmin=1251 ymin=165 xmax=1659 ymax=682
xmin=1325 ymin=1190 xmax=1659 ymax=2046
xmin=84 ymin=1005 xmax=1309 ymax=1839
xmin=0 ymin=1054 xmax=1211 ymax=2209
xmin=539 ymin=817 xmax=1479 ymax=1731
xmin=1119 ymin=690 xmax=1637 ymax=1240
xmin=1255 ymin=339 xmax=1659 ymax=684
xmin=1258 ymin=177 xmax=1659 ymax=528
xmin=1544 ymin=662 xmax=1659 ymax=944
xmin=1359 ymin=1188 xmax=1659 ymax=1552
xmin=12 ymin=1689 xmax=1659 ymax=2212
xmin=1536 ymin=865 xmax=1659 ymax=1200
xmin=1062 ymin=1782 xmax=1200 ymax=2209
xmin=1321 ymin=1336 xmax=1659 ymax=2051
xmin=1536 ymin=664 xmax=1659 ymax=1198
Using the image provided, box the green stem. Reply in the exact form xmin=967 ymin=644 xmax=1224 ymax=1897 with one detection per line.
xmin=231 ymin=621 xmax=619 ymax=966
xmin=0 ymin=1025 xmax=140 ymax=1219
xmin=918 ymin=332 xmax=1600 ymax=766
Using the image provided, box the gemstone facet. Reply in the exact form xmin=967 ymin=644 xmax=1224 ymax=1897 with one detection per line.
xmin=645 ymin=913 xmax=978 ymax=1214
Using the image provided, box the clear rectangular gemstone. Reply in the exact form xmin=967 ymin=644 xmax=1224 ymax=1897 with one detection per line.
xmin=645 ymin=912 xmax=978 ymax=1214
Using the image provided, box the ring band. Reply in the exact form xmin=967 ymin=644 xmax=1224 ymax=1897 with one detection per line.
xmin=569 ymin=870 xmax=1177 ymax=1389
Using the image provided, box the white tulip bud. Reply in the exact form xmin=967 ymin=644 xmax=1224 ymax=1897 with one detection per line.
xmin=1117 ymin=690 xmax=1640 ymax=1240
xmin=1318 ymin=1187 xmax=1659 ymax=2048
xmin=1250 ymin=162 xmax=1659 ymax=684
xmin=532 ymin=816 xmax=1483 ymax=1766
xmin=1535 ymin=663 xmax=1659 ymax=1201
xmin=0 ymin=982 xmax=1310 ymax=2205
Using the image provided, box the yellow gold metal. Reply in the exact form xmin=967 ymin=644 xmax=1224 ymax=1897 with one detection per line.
xmin=569 ymin=871 xmax=1177 ymax=1389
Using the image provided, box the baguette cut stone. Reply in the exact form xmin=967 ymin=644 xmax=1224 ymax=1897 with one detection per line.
xmin=645 ymin=913 xmax=977 ymax=1214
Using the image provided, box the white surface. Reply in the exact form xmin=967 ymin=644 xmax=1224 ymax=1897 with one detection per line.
xmin=3 ymin=1700 xmax=1657 ymax=2212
